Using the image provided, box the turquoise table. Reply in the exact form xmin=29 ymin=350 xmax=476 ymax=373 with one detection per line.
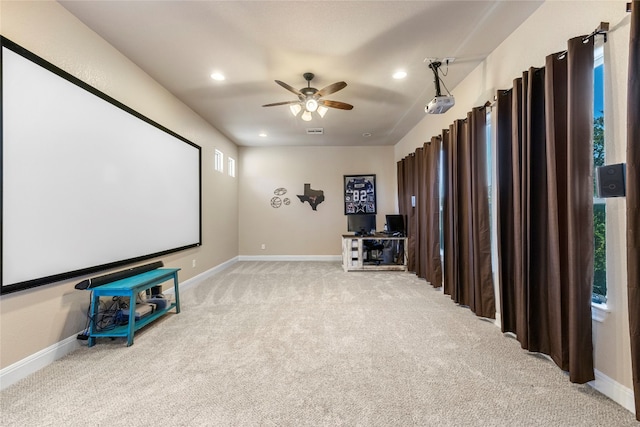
xmin=87 ymin=268 xmax=181 ymax=347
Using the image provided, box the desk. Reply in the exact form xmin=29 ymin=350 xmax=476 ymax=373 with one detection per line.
xmin=87 ymin=268 xmax=181 ymax=347
xmin=342 ymin=234 xmax=408 ymax=272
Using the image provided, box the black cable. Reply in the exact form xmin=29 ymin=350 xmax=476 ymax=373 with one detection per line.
xmin=82 ymin=295 xmax=130 ymax=334
xmin=440 ymin=60 xmax=450 ymax=76
xmin=427 ymin=60 xmax=453 ymax=96
xmin=439 ymin=76 xmax=452 ymax=96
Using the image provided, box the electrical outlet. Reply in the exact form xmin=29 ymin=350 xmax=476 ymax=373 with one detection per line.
xmin=192 ymin=259 xmax=196 ymax=268
xmin=261 ymin=244 xmax=266 ymax=250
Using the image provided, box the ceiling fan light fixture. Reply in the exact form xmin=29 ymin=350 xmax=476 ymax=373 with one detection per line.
xmin=289 ymin=104 xmax=302 ymax=116
xmin=305 ymin=98 xmax=318 ymax=112
xmin=263 ymin=73 xmax=352 ymax=121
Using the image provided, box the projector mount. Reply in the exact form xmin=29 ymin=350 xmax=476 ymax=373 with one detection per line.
xmin=428 ymin=61 xmax=445 ymax=97
xmin=424 ymin=60 xmax=455 ymax=114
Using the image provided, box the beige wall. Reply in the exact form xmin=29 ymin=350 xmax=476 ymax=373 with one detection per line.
xmin=395 ymin=0 xmax=633 ymax=393
xmin=0 ymin=0 xmax=239 ymax=368
xmin=239 ymin=145 xmax=397 ymax=256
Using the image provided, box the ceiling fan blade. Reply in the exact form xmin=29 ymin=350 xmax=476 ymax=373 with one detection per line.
xmin=262 ymin=100 xmax=301 ymax=107
xmin=319 ymin=99 xmax=354 ymax=110
xmin=275 ymin=80 xmax=302 ymax=96
xmin=316 ymin=81 xmax=347 ymax=97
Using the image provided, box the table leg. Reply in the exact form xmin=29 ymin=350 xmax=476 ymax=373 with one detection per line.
xmin=88 ymin=292 xmax=99 ymax=347
xmin=173 ymin=273 xmax=181 ymax=314
xmin=127 ymin=292 xmax=136 ymax=346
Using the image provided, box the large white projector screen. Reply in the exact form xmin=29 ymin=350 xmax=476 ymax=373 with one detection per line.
xmin=1 ymin=37 xmax=202 ymax=294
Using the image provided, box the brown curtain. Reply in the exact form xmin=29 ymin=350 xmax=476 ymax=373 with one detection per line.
xmin=397 ymin=159 xmax=406 ymax=227
xmin=398 ymin=153 xmax=416 ymax=272
xmin=415 ymin=146 xmax=426 ymax=278
xmin=495 ymin=36 xmax=595 ymax=383
xmin=442 ymin=128 xmax=457 ymax=297
xmin=495 ymin=89 xmax=517 ymax=333
xmin=415 ymin=138 xmax=443 ymax=287
xmin=627 ymin=1 xmax=640 ymax=420
xmin=443 ymin=123 xmax=460 ymax=301
xmin=401 ymin=153 xmax=417 ymax=271
xmin=442 ymin=108 xmax=495 ymax=318
xmin=424 ymin=137 xmax=443 ymax=287
xmin=468 ymin=109 xmax=495 ymax=317
xmin=397 ymin=138 xmax=442 ymax=286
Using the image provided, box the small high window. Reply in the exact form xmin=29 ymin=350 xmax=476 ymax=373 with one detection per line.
xmin=228 ymin=157 xmax=236 ymax=178
xmin=214 ymin=149 xmax=224 ymax=173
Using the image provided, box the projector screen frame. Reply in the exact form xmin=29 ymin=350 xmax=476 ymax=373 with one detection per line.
xmin=1 ymin=36 xmax=202 ymax=295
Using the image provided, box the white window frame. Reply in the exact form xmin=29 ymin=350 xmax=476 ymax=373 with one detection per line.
xmin=591 ymin=41 xmax=609 ymax=322
xmin=214 ymin=149 xmax=224 ymax=173
xmin=227 ymin=156 xmax=236 ymax=177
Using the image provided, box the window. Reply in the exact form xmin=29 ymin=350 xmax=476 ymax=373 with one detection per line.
xmin=592 ymin=43 xmax=606 ymax=304
xmin=228 ymin=157 xmax=236 ymax=178
xmin=214 ymin=149 xmax=223 ymax=173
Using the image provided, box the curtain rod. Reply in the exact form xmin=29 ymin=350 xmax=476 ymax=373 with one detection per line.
xmin=481 ymin=97 xmax=498 ymax=110
xmin=585 ymin=21 xmax=610 ymax=43
xmin=477 ymin=16 xmax=617 ymax=125
xmin=557 ymin=21 xmax=609 ymax=59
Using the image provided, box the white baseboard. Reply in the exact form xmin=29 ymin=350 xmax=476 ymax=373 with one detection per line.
xmin=164 ymin=256 xmax=238 ymax=294
xmin=238 ymin=255 xmax=341 ymax=262
xmin=493 ymin=312 xmax=502 ymax=328
xmin=479 ymin=313 xmax=634 ymax=415
xmin=0 ymin=257 xmax=239 ymax=391
xmin=0 ymin=334 xmax=80 ymax=391
xmin=590 ymin=369 xmax=636 ymax=414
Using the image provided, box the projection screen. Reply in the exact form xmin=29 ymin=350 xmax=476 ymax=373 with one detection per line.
xmin=1 ymin=37 xmax=202 ymax=294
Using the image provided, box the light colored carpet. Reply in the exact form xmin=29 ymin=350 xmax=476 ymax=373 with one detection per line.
xmin=0 ymin=261 xmax=636 ymax=426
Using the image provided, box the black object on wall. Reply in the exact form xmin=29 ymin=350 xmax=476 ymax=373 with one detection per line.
xmin=597 ymin=163 xmax=626 ymax=198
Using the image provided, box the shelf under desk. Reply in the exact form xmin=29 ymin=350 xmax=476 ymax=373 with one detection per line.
xmin=341 ymin=234 xmax=408 ymax=272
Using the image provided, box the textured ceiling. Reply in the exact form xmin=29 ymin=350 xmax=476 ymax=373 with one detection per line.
xmin=59 ymin=0 xmax=543 ymax=147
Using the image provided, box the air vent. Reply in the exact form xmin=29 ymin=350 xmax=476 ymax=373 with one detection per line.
xmin=306 ymin=128 xmax=324 ymax=135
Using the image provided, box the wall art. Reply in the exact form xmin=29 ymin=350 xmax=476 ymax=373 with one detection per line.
xmin=344 ymin=174 xmax=376 ymax=214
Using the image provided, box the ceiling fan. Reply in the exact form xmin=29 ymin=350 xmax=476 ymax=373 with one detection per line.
xmin=262 ymin=72 xmax=353 ymax=121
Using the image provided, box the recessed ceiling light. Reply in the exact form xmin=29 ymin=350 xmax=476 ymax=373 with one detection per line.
xmin=259 ymin=132 xmax=267 ymax=137
xmin=392 ymin=70 xmax=407 ymax=80
xmin=362 ymin=132 xmax=372 ymax=137
xmin=210 ymin=72 xmax=225 ymax=81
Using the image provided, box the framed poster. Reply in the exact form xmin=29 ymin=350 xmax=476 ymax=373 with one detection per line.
xmin=344 ymin=174 xmax=376 ymax=214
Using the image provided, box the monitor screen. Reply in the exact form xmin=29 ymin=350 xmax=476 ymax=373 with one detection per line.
xmin=385 ymin=214 xmax=405 ymax=235
xmin=347 ymin=214 xmax=376 ymax=236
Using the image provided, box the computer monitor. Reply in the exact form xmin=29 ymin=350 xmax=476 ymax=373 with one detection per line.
xmin=385 ymin=214 xmax=405 ymax=235
xmin=347 ymin=214 xmax=376 ymax=236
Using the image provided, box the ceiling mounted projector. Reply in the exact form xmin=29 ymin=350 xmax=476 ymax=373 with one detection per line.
xmin=424 ymin=61 xmax=455 ymax=114
xmin=425 ymin=95 xmax=455 ymax=114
